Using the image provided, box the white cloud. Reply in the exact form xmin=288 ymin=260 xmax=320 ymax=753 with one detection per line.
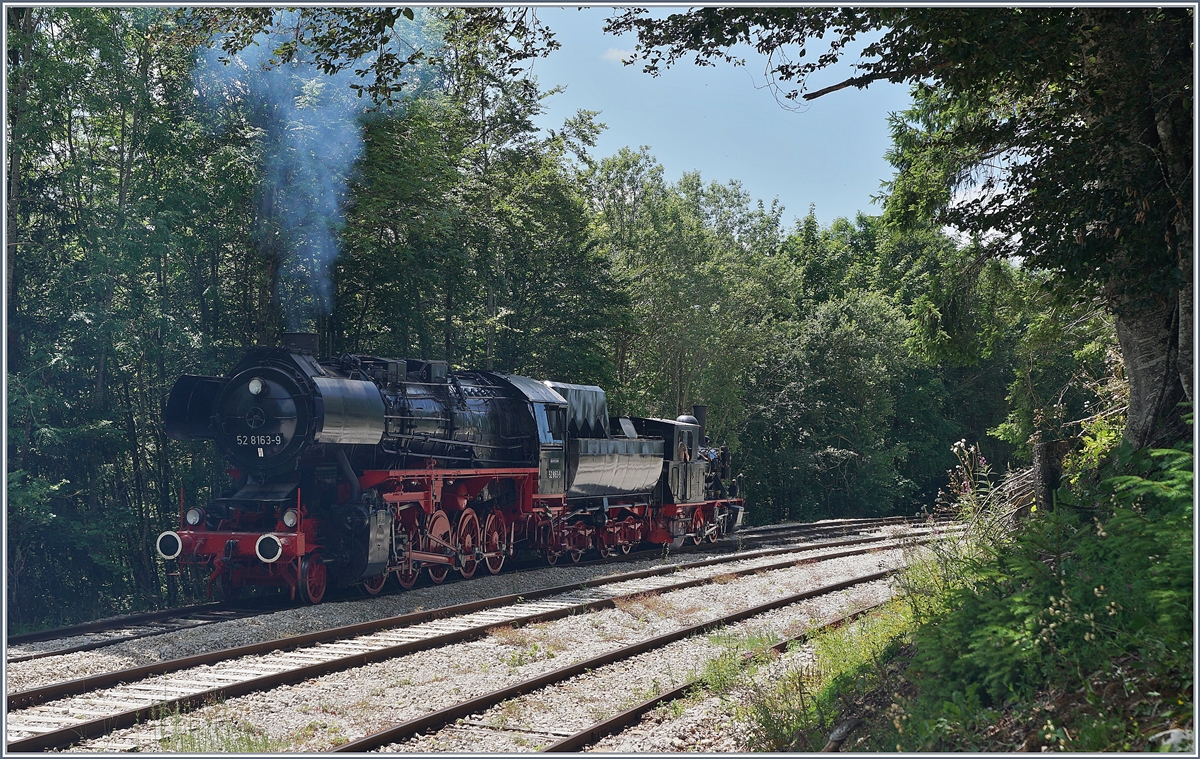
xmin=601 ymin=48 xmax=634 ymax=64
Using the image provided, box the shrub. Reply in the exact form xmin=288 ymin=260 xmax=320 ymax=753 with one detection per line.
xmin=900 ymin=429 xmax=1193 ymax=749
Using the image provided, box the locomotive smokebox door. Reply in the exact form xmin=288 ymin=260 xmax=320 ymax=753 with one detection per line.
xmin=164 ymin=375 xmax=226 ymax=440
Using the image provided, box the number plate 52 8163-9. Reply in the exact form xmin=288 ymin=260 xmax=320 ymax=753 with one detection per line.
xmin=236 ymin=434 xmax=282 ymax=446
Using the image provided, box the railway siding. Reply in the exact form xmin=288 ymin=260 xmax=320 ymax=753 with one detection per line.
xmin=10 ymin=535 xmax=919 ymax=749
xmin=6 ymin=515 xmax=929 ymax=676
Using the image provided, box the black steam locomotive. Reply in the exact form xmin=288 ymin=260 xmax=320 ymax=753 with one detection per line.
xmin=157 ymin=334 xmax=743 ymax=603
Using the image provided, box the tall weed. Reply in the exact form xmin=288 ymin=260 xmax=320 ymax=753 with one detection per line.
xmin=899 ymin=429 xmax=1193 ymax=750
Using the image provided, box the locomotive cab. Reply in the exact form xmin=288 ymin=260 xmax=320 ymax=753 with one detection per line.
xmin=623 ymin=416 xmax=707 ymax=504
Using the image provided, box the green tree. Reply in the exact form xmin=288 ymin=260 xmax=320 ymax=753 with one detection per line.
xmin=6 ymin=7 xmax=249 ymax=626
xmin=334 ymin=12 xmax=625 ymax=383
xmin=587 ymin=148 xmax=787 ymax=447
xmin=606 ymin=7 xmax=1192 ymax=450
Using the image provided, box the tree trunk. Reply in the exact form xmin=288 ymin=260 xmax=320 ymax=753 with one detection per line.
xmin=1032 ymin=439 xmax=1074 ymax=511
xmin=7 ymin=7 xmax=39 ymax=373
xmin=1177 ymin=269 xmax=1192 ymax=403
xmin=1148 ymin=19 xmax=1193 ymax=405
xmin=1115 ymin=297 xmax=1187 ymax=449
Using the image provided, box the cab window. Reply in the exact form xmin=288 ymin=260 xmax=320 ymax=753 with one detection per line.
xmin=549 ymin=406 xmax=566 ymax=441
xmin=534 ymin=404 xmax=565 ymax=444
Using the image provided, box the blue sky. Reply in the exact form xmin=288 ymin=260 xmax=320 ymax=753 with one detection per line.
xmin=526 ymin=7 xmax=914 ymax=229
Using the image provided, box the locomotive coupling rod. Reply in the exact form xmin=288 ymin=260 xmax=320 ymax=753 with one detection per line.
xmin=334 ymin=568 xmax=897 ymax=753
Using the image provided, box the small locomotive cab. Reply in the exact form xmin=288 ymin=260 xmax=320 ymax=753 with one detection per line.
xmin=158 ymin=336 xmax=744 ymax=603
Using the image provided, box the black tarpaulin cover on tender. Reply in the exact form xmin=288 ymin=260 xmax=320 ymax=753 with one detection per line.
xmin=544 ymin=381 xmax=609 ymax=438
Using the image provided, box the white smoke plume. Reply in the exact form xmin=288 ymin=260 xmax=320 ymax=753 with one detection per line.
xmin=193 ymin=15 xmax=375 ymax=332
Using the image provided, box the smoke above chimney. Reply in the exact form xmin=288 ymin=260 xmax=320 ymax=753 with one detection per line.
xmin=193 ymin=15 xmax=365 ymax=332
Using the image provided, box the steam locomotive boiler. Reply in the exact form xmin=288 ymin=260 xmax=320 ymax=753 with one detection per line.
xmin=157 ymin=333 xmax=743 ymax=603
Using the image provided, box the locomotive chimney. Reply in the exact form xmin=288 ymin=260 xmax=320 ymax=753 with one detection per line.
xmin=282 ymin=332 xmax=319 ymax=354
xmin=692 ymin=404 xmax=708 ymax=442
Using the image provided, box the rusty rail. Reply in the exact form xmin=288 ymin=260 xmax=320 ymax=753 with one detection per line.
xmin=6 ymin=535 xmax=932 ymax=752
xmin=333 ymin=569 xmax=899 ymax=752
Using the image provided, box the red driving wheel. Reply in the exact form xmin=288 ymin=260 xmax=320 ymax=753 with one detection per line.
xmin=298 ymin=554 xmax=327 ymax=605
xmin=690 ymin=509 xmax=706 ymax=546
xmin=360 ymin=573 xmax=387 ymax=596
xmin=425 ymin=510 xmax=452 ymax=584
xmin=483 ymin=511 xmax=506 ymax=575
xmin=457 ymin=508 xmax=481 ymax=579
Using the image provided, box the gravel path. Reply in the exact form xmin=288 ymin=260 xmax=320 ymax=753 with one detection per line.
xmin=63 ymin=542 xmax=910 ymax=753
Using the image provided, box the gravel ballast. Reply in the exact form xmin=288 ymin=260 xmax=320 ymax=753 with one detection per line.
xmin=7 ymin=528 xmax=912 ymax=695
xmin=60 ymin=541 xmax=914 ymax=753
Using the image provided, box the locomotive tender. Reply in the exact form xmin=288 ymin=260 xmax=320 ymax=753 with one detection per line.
xmin=156 ymin=333 xmax=743 ymax=603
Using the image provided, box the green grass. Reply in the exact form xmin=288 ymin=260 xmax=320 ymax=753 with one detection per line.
xmin=735 ymin=602 xmax=915 ymax=751
xmin=155 ymin=705 xmax=287 ymax=753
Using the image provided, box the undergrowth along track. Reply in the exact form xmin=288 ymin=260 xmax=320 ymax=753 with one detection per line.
xmin=540 ymin=602 xmax=889 ymax=752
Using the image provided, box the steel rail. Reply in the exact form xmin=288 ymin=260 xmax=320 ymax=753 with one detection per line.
xmin=6 ymin=516 xmax=913 ymax=660
xmin=5 ymin=536 xmax=933 ymax=752
xmin=735 ymin=515 xmax=912 ymax=537
xmin=7 ymin=527 xmax=937 ymax=713
xmin=5 ymin=609 xmax=268 ymax=664
xmin=6 ymin=602 xmax=226 ymax=646
xmin=331 ymin=570 xmax=898 ymax=753
xmin=541 ymin=602 xmax=890 ymax=752
xmin=737 ymin=515 xmax=949 ymax=540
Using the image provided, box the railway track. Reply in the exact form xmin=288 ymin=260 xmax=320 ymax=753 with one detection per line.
xmin=5 ymin=606 xmax=279 ymax=664
xmin=5 ymin=525 xmax=946 ymax=752
xmin=334 ymin=571 xmax=896 ymax=752
xmin=540 ymin=602 xmax=888 ymax=752
xmin=735 ymin=514 xmax=915 ymax=537
xmin=6 ymin=515 xmax=932 ymax=665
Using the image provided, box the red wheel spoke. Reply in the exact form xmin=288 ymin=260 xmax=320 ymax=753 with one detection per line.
xmin=299 ymin=554 xmax=326 ymax=604
xmin=483 ymin=512 xmax=506 ymax=575
xmin=360 ymin=573 xmax=387 ymax=596
xmin=426 ymin=510 xmax=451 ymax=585
xmin=457 ymin=508 xmax=481 ymax=579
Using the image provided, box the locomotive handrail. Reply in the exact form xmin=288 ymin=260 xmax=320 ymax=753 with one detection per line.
xmin=377 ymin=431 xmax=526 ymax=450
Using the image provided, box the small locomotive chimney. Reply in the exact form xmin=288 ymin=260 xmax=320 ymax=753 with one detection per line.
xmin=282 ymin=332 xmax=319 ymax=354
xmin=692 ymin=404 xmax=708 ymax=442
